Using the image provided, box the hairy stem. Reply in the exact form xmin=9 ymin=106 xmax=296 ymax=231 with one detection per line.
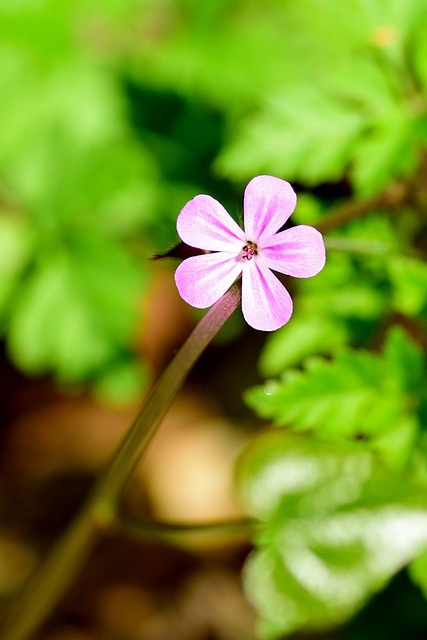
xmin=1 ymin=283 xmax=242 ymax=640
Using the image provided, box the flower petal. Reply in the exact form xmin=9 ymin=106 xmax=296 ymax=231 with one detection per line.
xmin=260 ymin=225 xmax=326 ymax=277
xmin=175 ymin=252 xmax=243 ymax=308
xmin=243 ymin=175 xmax=297 ymax=243
xmin=177 ymin=195 xmax=245 ymax=251
xmin=241 ymin=259 xmax=293 ymax=331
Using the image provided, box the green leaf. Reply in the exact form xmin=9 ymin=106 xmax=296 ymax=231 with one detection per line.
xmin=388 ymin=255 xmax=427 ymax=316
xmin=71 ymin=236 xmax=148 ymax=345
xmin=411 ymin=10 xmax=427 ymax=94
xmin=213 ymin=0 xmax=424 ymax=194
xmin=351 ymin=110 xmax=415 ymax=197
xmin=247 ymin=351 xmax=388 ymax=436
xmin=236 ymin=432 xmax=427 ymax=638
xmin=0 ymin=214 xmax=32 ymax=317
xmin=8 ymin=255 xmax=113 ymax=380
xmin=217 ymin=85 xmax=365 ymax=184
xmin=383 ymin=325 xmax=426 ymax=394
xmin=236 ymin=432 xmax=374 ymax=520
xmin=246 ymin=328 xmax=425 ymax=468
xmin=259 ymin=313 xmax=348 ymax=377
xmin=409 ymin=548 xmax=427 ymax=599
xmin=130 ymin=2 xmax=299 ymax=112
xmin=7 ymin=237 xmax=147 ymax=385
xmin=267 ymin=218 xmax=399 ymax=369
xmin=92 ymin=357 xmax=150 ymax=406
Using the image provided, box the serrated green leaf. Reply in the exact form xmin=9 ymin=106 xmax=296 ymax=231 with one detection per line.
xmin=247 ymin=328 xmax=425 ymax=468
xmin=297 ymin=250 xmax=387 ymax=321
xmin=383 ymin=325 xmax=426 ymax=393
xmin=247 ymin=350 xmax=390 ymax=438
xmin=213 ymin=0 xmax=425 ymax=194
xmin=217 ymin=85 xmax=365 ymax=184
xmin=372 ymin=414 xmax=418 ymax=470
xmin=259 ymin=313 xmax=348 ymax=377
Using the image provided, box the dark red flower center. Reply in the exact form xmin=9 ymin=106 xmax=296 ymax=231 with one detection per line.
xmin=242 ymin=242 xmax=257 ymax=260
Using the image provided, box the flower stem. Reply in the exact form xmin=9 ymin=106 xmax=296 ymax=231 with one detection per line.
xmin=1 ymin=282 xmax=242 ymax=640
xmin=117 ymin=514 xmax=258 ymax=548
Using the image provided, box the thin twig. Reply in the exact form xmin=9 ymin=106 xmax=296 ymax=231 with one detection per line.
xmin=315 ymin=183 xmax=406 ymax=234
xmin=117 ymin=513 xmax=258 ymax=547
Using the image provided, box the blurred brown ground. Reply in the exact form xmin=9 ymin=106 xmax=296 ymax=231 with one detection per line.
xmin=0 ymin=266 xmax=259 ymax=640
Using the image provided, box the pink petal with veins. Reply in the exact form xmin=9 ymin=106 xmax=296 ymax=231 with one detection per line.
xmin=177 ymin=195 xmax=245 ymax=252
xmin=241 ymin=258 xmax=293 ymax=331
xmin=243 ymin=175 xmax=297 ymax=243
xmin=260 ymin=225 xmax=326 ymax=277
xmin=174 ymin=251 xmax=243 ymax=309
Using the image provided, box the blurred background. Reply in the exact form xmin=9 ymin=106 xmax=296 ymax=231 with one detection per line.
xmin=2 ymin=0 xmax=427 ymax=638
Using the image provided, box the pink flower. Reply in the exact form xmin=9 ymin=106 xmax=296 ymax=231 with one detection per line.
xmin=174 ymin=175 xmax=326 ymax=331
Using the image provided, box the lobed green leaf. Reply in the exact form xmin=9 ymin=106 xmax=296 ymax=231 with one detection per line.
xmin=236 ymin=431 xmax=427 ymax=638
xmin=247 ymin=327 xmax=425 ymax=468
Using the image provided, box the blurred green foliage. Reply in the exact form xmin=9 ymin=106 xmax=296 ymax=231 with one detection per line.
xmin=0 ymin=0 xmax=160 ymax=398
xmin=236 ymin=432 xmax=427 ymax=639
xmin=244 ymin=329 xmax=427 ymax=637
xmin=3 ymin=0 xmax=427 ymax=636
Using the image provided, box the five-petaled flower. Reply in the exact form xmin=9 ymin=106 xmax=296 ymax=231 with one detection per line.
xmin=174 ymin=175 xmax=326 ymax=331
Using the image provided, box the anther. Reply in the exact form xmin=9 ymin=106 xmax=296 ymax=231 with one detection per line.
xmin=242 ymin=242 xmax=257 ymax=260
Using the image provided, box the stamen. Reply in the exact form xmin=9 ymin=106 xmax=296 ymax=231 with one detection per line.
xmin=242 ymin=242 xmax=257 ymax=261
